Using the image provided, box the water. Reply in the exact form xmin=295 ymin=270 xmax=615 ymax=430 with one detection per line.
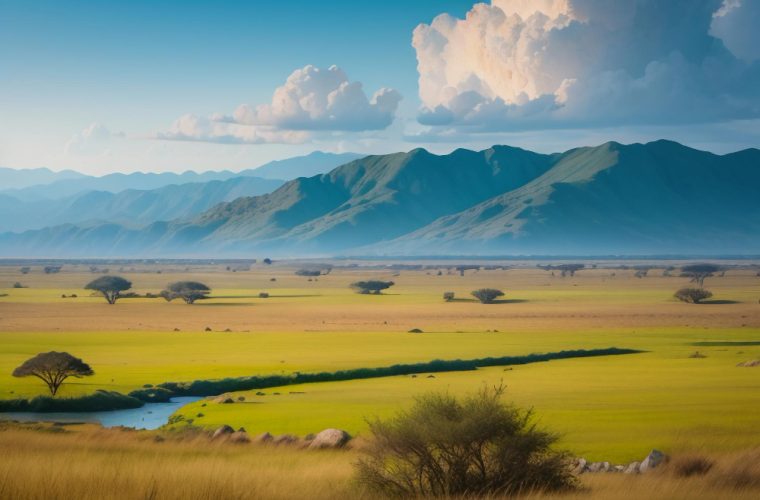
xmin=0 ymin=397 xmax=200 ymax=430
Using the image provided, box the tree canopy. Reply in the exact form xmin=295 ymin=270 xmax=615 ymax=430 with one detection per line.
xmin=350 ymin=280 xmax=395 ymax=294
xmin=12 ymin=351 xmax=94 ymax=396
xmin=161 ymin=281 xmax=211 ymax=304
xmin=471 ymin=288 xmax=504 ymax=303
xmin=85 ymin=275 xmax=132 ymax=304
xmin=681 ymin=264 xmax=720 ymax=287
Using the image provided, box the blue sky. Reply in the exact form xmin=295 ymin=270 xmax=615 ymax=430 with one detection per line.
xmin=1 ymin=0 xmax=759 ymax=174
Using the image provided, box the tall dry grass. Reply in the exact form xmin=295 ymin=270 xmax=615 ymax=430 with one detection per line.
xmin=0 ymin=423 xmax=758 ymax=499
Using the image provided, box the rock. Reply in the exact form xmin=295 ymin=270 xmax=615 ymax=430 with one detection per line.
xmin=614 ymin=465 xmax=625 ymax=472
xmin=640 ymin=450 xmax=667 ymax=472
xmin=212 ymin=425 xmax=235 ymax=440
xmin=587 ymin=462 xmax=603 ymax=473
xmin=624 ymin=462 xmax=640 ymax=474
xmin=229 ymin=431 xmax=250 ymax=444
xmin=273 ymin=434 xmax=298 ymax=446
xmin=308 ymin=429 xmax=351 ymax=449
xmin=599 ymin=461 xmax=611 ymax=472
xmin=255 ymin=432 xmax=274 ymax=443
xmin=304 ymin=433 xmax=315 ymax=441
xmin=737 ymin=359 xmax=760 ymax=367
xmin=571 ymin=458 xmax=587 ymax=474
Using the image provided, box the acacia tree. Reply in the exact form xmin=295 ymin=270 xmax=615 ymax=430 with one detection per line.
xmin=12 ymin=352 xmax=94 ymax=396
xmin=471 ymin=288 xmax=505 ymax=304
xmin=350 ymin=281 xmax=395 ymax=294
xmin=85 ymin=275 xmax=132 ymax=304
xmin=161 ymin=281 xmax=211 ymax=304
xmin=681 ymin=264 xmax=720 ymax=288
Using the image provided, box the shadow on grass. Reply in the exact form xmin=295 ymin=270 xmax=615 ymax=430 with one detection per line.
xmin=699 ymin=300 xmax=741 ymax=305
xmin=196 ymin=302 xmax=255 ymax=307
xmin=450 ymin=298 xmax=528 ymax=304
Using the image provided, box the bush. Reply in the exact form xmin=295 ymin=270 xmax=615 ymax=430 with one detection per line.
xmin=0 ymin=390 xmax=142 ymax=413
xmin=259 ymin=292 xmax=270 ymax=298
xmin=12 ymin=282 xmax=24 ymax=288
xmin=471 ymin=288 xmax=504 ymax=304
xmin=355 ymin=386 xmax=575 ymax=497
xmin=675 ymin=288 xmax=713 ymax=304
xmin=671 ymin=455 xmax=714 ymax=477
xmin=443 ymin=291 xmax=455 ymax=302
xmin=350 ymin=280 xmax=394 ymax=294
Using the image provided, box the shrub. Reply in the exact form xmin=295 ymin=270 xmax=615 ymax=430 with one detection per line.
xmin=259 ymin=292 xmax=270 ymax=298
xmin=355 ymin=386 xmax=576 ymax=497
xmin=471 ymin=288 xmax=504 ymax=304
xmin=350 ymin=280 xmax=394 ymax=294
xmin=161 ymin=281 xmax=211 ymax=304
xmin=675 ymin=288 xmax=713 ymax=304
xmin=12 ymin=282 xmax=24 ymax=288
xmin=671 ymin=455 xmax=714 ymax=477
xmin=443 ymin=291 xmax=455 ymax=302
xmin=295 ymin=269 xmax=322 ymax=277
xmin=0 ymin=390 xmax=141 ymax=412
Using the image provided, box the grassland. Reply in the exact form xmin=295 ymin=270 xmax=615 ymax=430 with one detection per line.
xmin=1 ymin=261 xmax=759 ymax=497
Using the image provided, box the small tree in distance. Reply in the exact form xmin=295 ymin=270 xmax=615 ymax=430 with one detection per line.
xmin=351 ymin=281 xmax=394 ymax=294
xmin=681 ymin=264 xmax=720 ymax=288
xmin=12 ymin=351 xmax=94 ymax=396
xmin=355 ymin=385 xmax=575 ymax=497
xmin=675 ymin=288 xmax=713 ymax=304
xmin=161 ymin=281 xmax=211 ymax=304
xmin=85 ymin=275 xmax=132 ymax=304
xmin=472 ymin=288 xmax=504 ymax=304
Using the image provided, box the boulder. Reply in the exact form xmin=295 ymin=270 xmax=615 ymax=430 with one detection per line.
xmin=571 ymin=458 xmax=587 ymax=474
xmin=273 ymin=434 xmax=299 ymax=446
xmin=624 ymin=462 xmax=640 ymax=474
xmin=255 ymin=432 xmax=274 ymax=443
xmin=587 ymin=462 xmax=603 ymax=473
xmin=639 ymin=450 xmax=667 ymax=472
xmin=229 ymin=431 xmax=250 ymax=444
xmin=212 ymin=425 xmax=235 ymax=440
xmin=614 ymin=465 xmax=625 ymax=472
xmin=308 ymin=429 xmax=351 ymax=449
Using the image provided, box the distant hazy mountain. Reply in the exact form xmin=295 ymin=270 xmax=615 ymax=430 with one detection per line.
xmin=0 ymin=176 xmax=283 ymax=232
xmin=2 ymin=141 xmax=758 ymax=257
xmin=0 ymin=166 xmax=86 ymax=190
xmin=1 ymin=151 xmax=360 ymax=201
xmin=249 ymin=151 xmax=363 ymax=180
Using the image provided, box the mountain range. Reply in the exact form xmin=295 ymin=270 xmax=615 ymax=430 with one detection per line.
xmin=1 ymin=140 xmax=758 ymax=257
xmin=0 ymin=151 xmax=360 ymax=232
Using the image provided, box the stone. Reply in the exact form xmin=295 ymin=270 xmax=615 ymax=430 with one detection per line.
xmin=229 ymin=431 xmax=250 ymax=444
xmin=614 ymin=465 xmax=625 ymax=472
xmin=273 ymin=434 xmax=298 ymax=446
xmin=308 ymin=428 xmax=351 ymax=449
xmin=571 ymin=458 xmax=587 ymax=474
xmin=211 ymin=425 xmax=234 ymax=440
xmin=640 ymin=450 xmax=667 ymax=472
xmin=255 ymin=432 xmax=274 ymax=443
xmin=587 ymin=462 xmax=603 ymax=473
xmin=624 ymin=462 xmax=641 ymax=474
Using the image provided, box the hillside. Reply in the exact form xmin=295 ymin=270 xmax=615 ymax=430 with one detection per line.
xmin=1 ymin=141 xmax=758 ymax=256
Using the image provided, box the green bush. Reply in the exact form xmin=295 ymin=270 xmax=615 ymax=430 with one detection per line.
xmin=355 ymin=386 xmax=576 ymax=497
xmin=675 ymin=288 xmax=713 ymax=304
xmin=0 ymin=390 xmax=142 ymax=413
xmin=471 ymin=288 xmax=504 ymax=303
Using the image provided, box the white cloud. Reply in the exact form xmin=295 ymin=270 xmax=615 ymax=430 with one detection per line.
xmin=154 ymin=114 xmax=308 ymax=145
xmin=64 ymin=123 xmax=125 ymax=156
xmin=412 ymin=0 xmax=760 ymax=132
xmin=155 ymin=65 xmax=402 ymax=145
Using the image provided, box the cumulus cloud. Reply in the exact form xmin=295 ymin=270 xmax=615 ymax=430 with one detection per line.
xmin=412 ymin=0 xmax=760 ymax=131
xmin=155 ymin=65 xmax=401 ymax=144
xmin=64 ymin=123 xmax=125 ymax=156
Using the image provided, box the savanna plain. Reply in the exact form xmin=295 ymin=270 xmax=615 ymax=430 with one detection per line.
xmin=0 ymin=261 xmax=759 ymax=499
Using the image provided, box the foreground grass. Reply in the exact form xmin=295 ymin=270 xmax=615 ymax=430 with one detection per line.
xmin=0 ymin=423 xmax=758 ymax=500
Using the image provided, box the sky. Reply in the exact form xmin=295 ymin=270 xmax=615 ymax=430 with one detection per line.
xmin=1 ymin=0 xmax=759 ymax=175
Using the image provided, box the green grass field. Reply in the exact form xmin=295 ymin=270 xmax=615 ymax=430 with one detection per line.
xmin=1 ymin=263 xmax=759 ymax=464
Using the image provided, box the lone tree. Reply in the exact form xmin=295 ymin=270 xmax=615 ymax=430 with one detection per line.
xmin=12 ymin=352 xmax=94 ymax=396
xmin=681 ymin=264 xmax=720 ymax=288
xmin=675 ymin=288 xmax=713 ymax=304
xmin=356 ymin=386 xmax=575 ymax=497
xmin=351 ymin=280 xmax=394 ymax=294
xmin=85 ymin=275 xmax=132 ymax=304
xmin=538 ymin=264 xmax=585 ymax=277
xmin=471 ymin=288 xmax=504 ymax=304
xmin=161 ymin=281 xmax=211 ymax=304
